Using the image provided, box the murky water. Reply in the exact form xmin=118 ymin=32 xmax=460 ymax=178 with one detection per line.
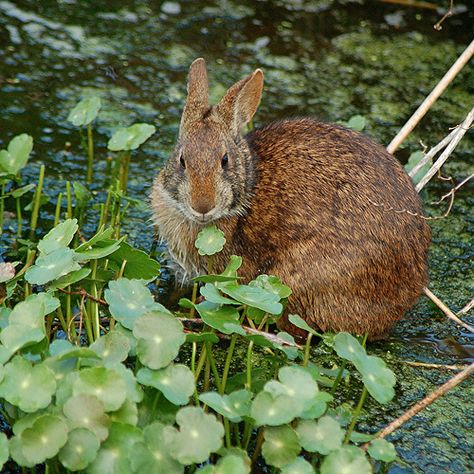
xmin=0 ymin=1 xmax=473 ymax=472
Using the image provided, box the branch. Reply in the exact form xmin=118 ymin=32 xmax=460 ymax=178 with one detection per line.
xmin=387 ymin=38 xmax=474 ymax=154
xmin=416 ymin=107 xmax=474 ymax=192
xmin=363 ymin=362 xmax=474 ymax=447
xmin=424 ymin=287 xmax=474 ymax=334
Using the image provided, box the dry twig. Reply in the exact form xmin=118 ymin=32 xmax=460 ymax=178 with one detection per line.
xmin=363 ymin=362 xmax=474 ymax=447
xmin=387 ymin=38 xmax=474 ymax=154
xmin=397 ymin=360 xmax=467 ymax=371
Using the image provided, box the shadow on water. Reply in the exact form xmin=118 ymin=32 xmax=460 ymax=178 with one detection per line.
xmin=0 ymin=1 xmax=473 ymax=472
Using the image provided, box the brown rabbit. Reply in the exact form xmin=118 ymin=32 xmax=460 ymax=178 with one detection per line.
xmin=151 ymin=58 xmax=431 ymax=340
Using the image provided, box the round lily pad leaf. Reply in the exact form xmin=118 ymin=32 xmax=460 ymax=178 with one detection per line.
xmin=105 ymin=278 xmax=157 ymax=330
xmin=134 ymin=311 xmax=185 ymax=369
xmin=200 ymin=283 xmax=240 ymax=305
xmin=280 ymin=457 xmax=315 ymax=474
xmin=368 ymin=438 xmax=397 ymax=462
xmin=63 ymin=394 xmax=110 ymax=441
xmin=109 ymin=362 xmax=143 ymax=403
xmin=49 ymin=267 xmax=91 ymax=290
xmin=107 ymin=123 xmax=156 ymax=151
xmin=9 ymin=436 xmax=35 ymax=467
xmin=129 ymin=422 xmax=183 ymax=474
xmin=262 ymin=426 xmax=300 ymax=468
xmin=21 ymin=414 xmax=69 ymax=465
xmin=0 ymin=432 xmax=8 ymax=470
xmin=288 ymin=314 xmax=320 ymax=336
xmin=296 ymin=416 xmax=344 ymax=454
xmin=405 ymin=150 xmax=430 ymax=185
xmin=0 ymin=356 xmax=56 ymax=412
xmin=28 ymin=292 xmax=60 ymax=316
xmin=72 ymin=367 xmax=127 ymax=411
xmin=88 ymin=422 xmax=143 ymax=474
xmin=358 ymin=355 xmax=396 ymax=404
xmin=299 ymin=392 xmax=333 ymax=420
xmin=198 ymin=453 xmax=250 ymax=473
xmin=163 ymin=406 xmax=224 ymax=465
xmin=250 ymin=390 xmax=298 ymax=427
xmin=218 ymin=283 xmax=282 ymax=315
xmin=37 ymin=218 xmax=78 ymax=255
xmin=7 ymin=293 xmax=46 ymax=328
xmin=137 ymin=364 xmax=194 ymax=405
xmin=199 ymin=389 xmax=252 ymax=423
xmin=320 ymin=445 xmax=372 ymax=474
xmin=25 ymin=248 xmax=81 ymax=285
xmin=281 ymin=457 xmax=315 ymax=474
xmin=58 ymin=427 xmax=100 ymax=471
xmin=195 ymin=226 xmax=226 ymax=256
xmin=344 ymin=114 xmax=366 ymax=132
xmin=249 ymin=275 xmax=292 ymax=299
xmin=0 ymin=133 xmax=33 ymax=175
xmin=67 ymin=96 xmax=101 ymax=127
xmin=0 ymin=324 xmax=45 ymax=353
xmin=110 ymin=398 xmax=138 ymax=426
xmin=333 ymin=332 xmax=366 ymax=365
xmin=274 ymin=332 xmax=300 ymax=360
xmin=90 ymin=330 xmax=130 ymax=366
xmin=195 ymin=301 xmax=246 ymax=336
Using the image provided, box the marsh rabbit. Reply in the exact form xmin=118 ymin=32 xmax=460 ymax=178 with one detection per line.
xmin=151 ymin=58 xmax=431 ymax=340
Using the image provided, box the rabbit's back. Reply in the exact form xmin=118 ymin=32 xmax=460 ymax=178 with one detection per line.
xmin=219 ymin=118 xmax=430 ymax=338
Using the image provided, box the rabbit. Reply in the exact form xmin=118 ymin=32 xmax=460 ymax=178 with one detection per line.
xmin=151 ymin=58 xmax=431 ymax=340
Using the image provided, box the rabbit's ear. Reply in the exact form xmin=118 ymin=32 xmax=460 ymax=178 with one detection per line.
xmin=180 ymin=58 xmax=209 ymax=134
xmin=216 ymin=69 xmax=264 ymax=135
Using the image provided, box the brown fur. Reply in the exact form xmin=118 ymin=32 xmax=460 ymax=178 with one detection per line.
xmin=151 ymin=58 xmax=431 ymax=339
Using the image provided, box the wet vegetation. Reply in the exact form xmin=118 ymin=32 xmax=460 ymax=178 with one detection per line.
xmin=0 ymin=1 xmax=473 ymax=473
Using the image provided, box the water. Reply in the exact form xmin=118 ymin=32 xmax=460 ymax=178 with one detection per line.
xmin=0 ymin=1 xmax=473 ymax=472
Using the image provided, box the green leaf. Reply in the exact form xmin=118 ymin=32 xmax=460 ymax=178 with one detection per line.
xmin=198 ymin=453 xmax=250 ymax=473
xmin=73 ymin=181 xmax=92 ymax=208
xmin=296 ymin=416 xmax=344 ymax=454
xmin=221 ymin=255 xmax=243 ymax=278
xmin=186 ymin=332 xmax=220 ymax=344
xmin=200 ymin=283 xmax=240 ymax=305
xmin=333 ymin=332 xmax=366 ymax=365
xmin=107 ymin=123 xmax=156 ymax=151
xmin=251 ymin=391 xmax=298 ymax=427
xmin=105 ymin=241 xmax=161 ymax=281
xmin=199 ymin=389 xmax=252 ymax=423
xmin=105 ymin=278 xmax=156 ymax=329
xmin=109 ymin=398 xmax=138 ymax=426
xmin=299 ymin=392 xmax=333 ymax=419
xmin=163 ymin=406 xmax=224 ymax=465
xmin=0 ymin=432 xmax=8 ymax=470
xmin=281 ymin=457 xmax=315 ymax=474
xmin=262 ymin=426 xmax=300 ymax=468
xmin=49 ymin=267 xmax=91 ymax=290
xmin=249 ymin=275 xmax=292 ymax=299
xmin=344 ymin=115 xmax=366 ymax=131
xmin=358 ymin=355 xmax=396 ymax=404
xmin=195 ymin=226 xmax=226 ymax=256
xmin=195 ymin=301 xmax=246 ymax=336
xmin=63 ymin=394 xmax=110 ymax=441
xmin=0 ymin=133 xmax=33 ymax=175
xmin=37 ymin=218 xmax=78 ymax=255
xmin=74 ymin=237 xmax=124 ymax=261
xmin=288 ymin=314 xmax=320 ymax=336
xmin=193 ymin=274 xmax=240 ymax=283
xmin=274 ymin=332 xmax=300 ymax=360
xmin=88 ymin=422 xmax=143 ymax=474
xmin=137 ymin=364 xmax=195 ymax=405
xmin=0 ymin=357 xmax=56 ymax=412
xmin=129 ymin=422 xmax=183 ymax=474
xmin=320 ymin=445 xmax=371 ymax=474
xmin=20 ymin=414 xmax=69 ymax=465
xmin=0 ymin=325 xmax=44 ymax=353
xmin=67 ymin=96 xmax=101 ymax=127
xmin=405 ymin=150 xmax=430 ymax=185
xmin=9 ymin=183 xmax=36 ymax=198
xmin=134 ymin=311 xmax=186 ymax=369
xmin=25 ymin=248 xmax=81 ymax=285
xmin=58 ymin=428 xmax=100 ymax=471
xmin=218 ymin=283 xmax=283 ymax=315
xmin=368 ymin=438 xmax=397 ymax=462
xmin=75 ymin=226 xmax=114 ymax=251
xmin=350 ymin=432 xmax=375 ymax=444
xmin=73 ymin=367 xmax=127 ymax=411
xmin=90 ymin=330 xmax=130 ymax=366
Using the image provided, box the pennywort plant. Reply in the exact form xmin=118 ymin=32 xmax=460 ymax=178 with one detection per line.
xmin=0 ymin=218 xmax=398 ymax=472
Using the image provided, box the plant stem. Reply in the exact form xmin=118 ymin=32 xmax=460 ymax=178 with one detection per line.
xmin=246 ymin=341 xmax=254 ymax=391
xmin=120 ymin=151 xmax=131 ymax=193
xmin=0 ymin=183 xmax=4 ymax=235
xmin=195 ymin=344 xmax=207 ymax=382
xmin=205 ymin=341 xmax=222 ymax=392
xmin=86 ymin=124 xmax=94 ymax=183
xmin=16 ymin=196 xmax=22 ymax=237
xmin=345 ymin=386 xmax=368 ymax=443
xmin=90 ymin=260 xmax=100 ymax=339
xmin=221 ymin=334 xmax=237 ymax=394
xmin=223 ymin=418 xmax=232 ymax=448
xmin=29 ymin=164 xmax=45 ymax=239
xmin=66 ymin=181 xmax=73 ymax=219
xmin=303 ymin=333 xmax=313 ymax=366
xmin=54 ymin=192 xmax=63 ymax=226
xmin=189 ymin=282 xmax=198 ymax=319
xmin=251 ymin=427 xmax=264 ymax=464
xmin=330 ymin=361 xmax=347 ymax=396
xmin=191 ymin=342 xmax=200 ymax=406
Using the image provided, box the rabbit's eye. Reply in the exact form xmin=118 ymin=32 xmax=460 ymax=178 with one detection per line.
xmin=221 ymin=153 xmax=228 ymax=168
xmin=180 ymin=155 xmax=186 ymax=169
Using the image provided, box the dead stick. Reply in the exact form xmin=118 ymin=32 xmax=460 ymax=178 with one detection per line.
xmin=387 ymin=38 xmax=474 ymax=154
xmin=397 ymin=360 xmax=467 ymax=371
xmin=364 ymin=362 xmax=474 ymax=446
xmin=424 ymin=287 xmax=474 ymax=334
xmin=416 ymin=107 xmax=474 ymax=192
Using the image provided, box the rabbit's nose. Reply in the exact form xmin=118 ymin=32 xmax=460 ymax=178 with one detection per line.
xmin=192 ymin=198 xmax=215 ymax=215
